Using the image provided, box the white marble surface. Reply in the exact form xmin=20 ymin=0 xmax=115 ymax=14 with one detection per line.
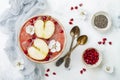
xmin=0 ymin=0 xmax=120 ymax=80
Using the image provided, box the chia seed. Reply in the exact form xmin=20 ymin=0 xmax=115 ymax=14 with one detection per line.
xmin=94 ymin=15 xmax=108 ymax=28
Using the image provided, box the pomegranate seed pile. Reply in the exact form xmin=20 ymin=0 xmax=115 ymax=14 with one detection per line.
xmin=83 ymin=48 xmax=99 ymax=65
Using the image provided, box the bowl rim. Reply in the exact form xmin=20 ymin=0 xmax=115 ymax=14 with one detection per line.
xmin=91 ymin=11 xmax=112 ymax=32
xmin=18 ymin=15 xmax=67 ymax=64
xmin=82 ymin=47 xmax=102 ymax=68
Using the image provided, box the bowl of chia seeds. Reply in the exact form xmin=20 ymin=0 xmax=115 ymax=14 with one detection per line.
xmin=91 ymin=11 xmax=112 ymax=32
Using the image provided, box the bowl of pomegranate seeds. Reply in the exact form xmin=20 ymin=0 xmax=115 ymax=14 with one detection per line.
xmin=82 ymin=48 xmax=102 ymax=68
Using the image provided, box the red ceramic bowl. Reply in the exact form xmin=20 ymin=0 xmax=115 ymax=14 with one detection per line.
xmin=18 ymin=15 xmax=66 ymax=63
xmin=82 ymin=48 xmax=102 ymax=68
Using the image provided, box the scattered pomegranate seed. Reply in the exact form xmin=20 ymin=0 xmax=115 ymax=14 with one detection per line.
xmin=75 ymin=6 xmax=78 ymax=9
xmin=98 ymin=41 xmax=102 ymax=45
xmin=45 ymin=74 xmax=49 ymax=77
xmin=102 ymin=42 xmax=105 ymax=45
xmin=103 ymin=38 xmax=107 ymax=41
xmin=53 ymin=72 xmax=56 ymax=75
xmin=46 ymin=68 xmax=50 ymax=72
xmin=109 ymin=42 xmax=112 ymax=45
xmin=79 ymin=3 xmax=83 ymax=7
xmin=70 ymin=7 xmax=74 ymax=10
xmin=69 ymin=22 xmax=73 ymax=25
xmin=70 ymin=18 xmax=74 ymax=21
xmin=83 ymin=68 xmax=86 ymax=72
xmin=80 ymin=70 xmax=83 ymax=74
xmin=98 ymin=38 xmax=112 ymax=45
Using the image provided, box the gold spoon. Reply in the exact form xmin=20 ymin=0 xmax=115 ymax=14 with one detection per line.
xmin=55 ymin=26 xmax=80 ymax=66
xmin=64 ymin=35 xmax=88 ymax=68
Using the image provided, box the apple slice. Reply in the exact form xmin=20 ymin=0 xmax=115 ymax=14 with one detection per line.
xmin=34 ymin=20 xmax=44 ymax=38
xmin=28 ymin=39 xmax=49 ymax=60
xmin=34 ymin=20 xmax=55 ymax=39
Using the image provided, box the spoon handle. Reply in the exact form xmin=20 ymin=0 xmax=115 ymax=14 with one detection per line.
xmin=64 ymin=56 xmax=71 ymax=68
xmin=69 ymin=37 xmax=75 ymax=51
xmin=67 ymin=44 xmax=78 ymax=56
xmin=64 ymin=44 xmax=78 ymax=68
xmin=55 ymin=37 xmax=75 ymax=67
xmin=55 ymin=55 xmax=66 ymax=66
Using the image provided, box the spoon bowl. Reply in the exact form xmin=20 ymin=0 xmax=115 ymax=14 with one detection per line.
xmin=77 ymin=35 xmax=88 ymax=45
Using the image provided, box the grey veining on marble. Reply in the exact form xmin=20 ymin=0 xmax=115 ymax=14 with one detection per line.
xmin=0 ymin=0 xmax=47 ymax=80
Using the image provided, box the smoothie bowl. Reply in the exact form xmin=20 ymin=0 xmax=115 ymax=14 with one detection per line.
xmin=18 ymin=15 xmax=66 ymax=63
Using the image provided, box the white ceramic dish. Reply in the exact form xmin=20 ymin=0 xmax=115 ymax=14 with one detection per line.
xmin=91 ymin=11 xmax=112 ymax=32
xmin=103 ymin=65 xmax=114 ymax=73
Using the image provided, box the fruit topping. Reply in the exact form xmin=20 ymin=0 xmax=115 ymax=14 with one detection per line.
xmin=28 ymin=39 xmax=49 ymax=60
xmin=34 ymin=20 xmax=55 ymax=39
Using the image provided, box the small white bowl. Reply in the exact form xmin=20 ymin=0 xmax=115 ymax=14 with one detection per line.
xmin=103 ymin=65 xmax=114 ymax=73
xmin=82 ymin=48 xmax=102 ymax=68
xmin=91 ymin=11 xmax=112 ymax=32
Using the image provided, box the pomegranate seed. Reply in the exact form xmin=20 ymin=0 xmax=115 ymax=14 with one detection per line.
xmin=53 ymin=72 xmax=56 ymax=75
xmin=103 ymin=38 xmax=107 ymax=41
xmin=69 ymin=22 xmax=73 ymax=25
xmin=98 ymin=41 xmax=102 ymax=45
xmin=46 ymin=68 xmax=50 ymax=72
xmin=102 ymin=42 xmax=105 ymax=45
xmin=42 ymin=16 xmax=47 ymax=21
xmin=83 ymin=68 xmax=86 ymax=72
xmin=70 ymin=18 xmax=74 ymax=21
xmin=32 ymin=34 xmax=36 ymax=39
xmin=44 ymin=56 xmax=50 ymax=61
xmin=48 ymin=52 xmax=52 ymax=55
xmin=75 ymin=6 xmax=78 ymax=9
xmin=24 ymin=50 xmax=28 ymax=54
xmin=109 ymin=42 xmax=112 ymax=45
xmin=27 ymin=39 xmax=32 ymax=43
xmin=70 ymin=7 xmax=74 ymax=10
xmin=54 ymin=21 xmax=58 ymax=25
xmin=60 ymin=30 xmax=64 ymax=33
xmin=79 ymin=3 xmax=83 ymax=7
xmin=80 ymin=70 xmax=83 ymax=74
xmin=45 ymin=74 xmax=49 ymax=77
